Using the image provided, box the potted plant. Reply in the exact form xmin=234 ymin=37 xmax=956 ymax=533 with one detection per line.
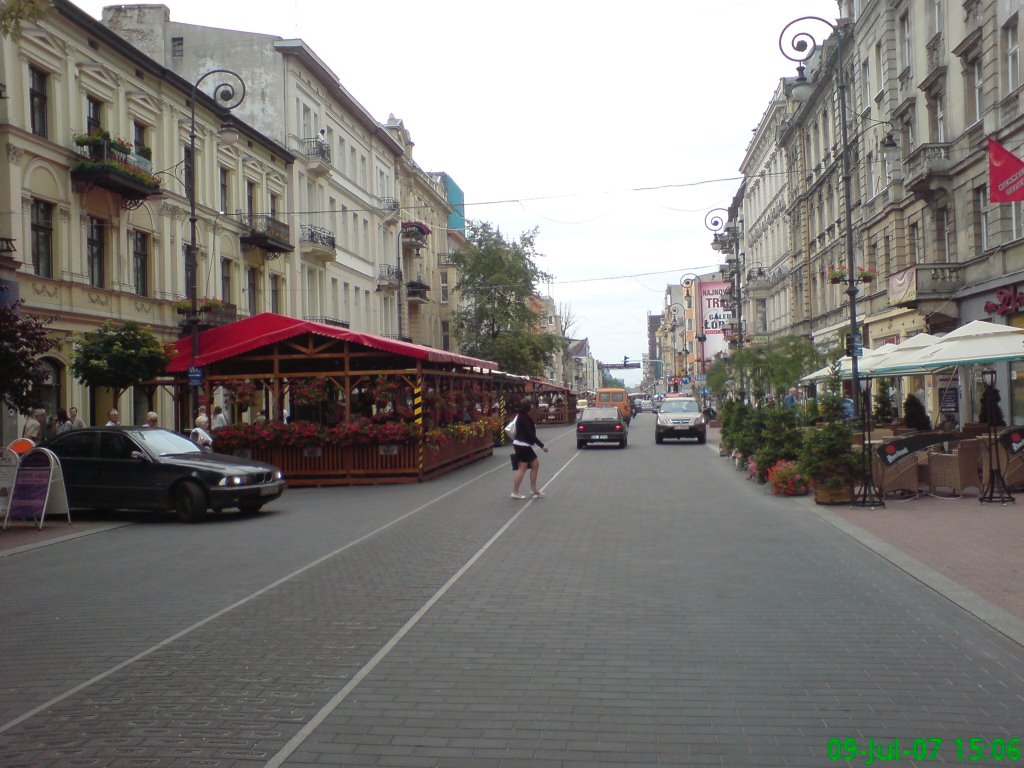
xmin=902 ymin=393 xmax=932 ymax=431
xmin=799 ymin=367 xmax=858 ymax=504
xmin=827 ymin=267 xmax=848 ymax=284
xmin=857 ymin=266 xmax=878 ymax=283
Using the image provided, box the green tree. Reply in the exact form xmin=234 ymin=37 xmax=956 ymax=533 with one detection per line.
xmin=71 ymin=321 xmax=173 ymax=404
xmin=452 ymin=222 xmax=559 ymax=376
xmin=0 ymin=0 xmax=46 ymax=36
xmin=0 ymin=300 xmax=56 ymax=415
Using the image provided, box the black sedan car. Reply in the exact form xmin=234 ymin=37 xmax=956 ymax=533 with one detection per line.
xmin=45 ymin=427 xmax=285 ymax=522
xmin=576 ymin=406 xmax=629 ymax=448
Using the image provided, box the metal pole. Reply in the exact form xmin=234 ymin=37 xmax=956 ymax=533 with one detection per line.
xmin=835 ymin=27 xmax=861 ymax=420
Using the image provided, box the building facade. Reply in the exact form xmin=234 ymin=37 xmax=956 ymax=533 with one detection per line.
xmin=720 ymin=0 xmax=1023 ymax=424
xmin=1 ymin=0 xmax=293 ymax=441
xmin=102 ymin=4 xmax=407 ymax=337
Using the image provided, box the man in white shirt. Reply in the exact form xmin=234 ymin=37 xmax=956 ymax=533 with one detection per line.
xmin=105 ymin=409 xmax=120 ymax=426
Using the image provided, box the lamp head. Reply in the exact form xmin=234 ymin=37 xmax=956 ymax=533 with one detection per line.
xmin=218 ymin=123 xmax=240 ymax=146
xmin=790 ymin=63 xmax=813 ymax=102
xmin=880 ymin=131 xmax=900 ymax=162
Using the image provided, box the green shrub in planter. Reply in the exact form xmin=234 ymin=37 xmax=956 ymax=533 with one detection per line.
xmin=753 ymin=405 xmax=803 ymax=482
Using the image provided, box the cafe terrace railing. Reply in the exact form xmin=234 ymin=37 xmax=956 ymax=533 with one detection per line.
xmin=238 ymin=433 xmax=493 ymax=486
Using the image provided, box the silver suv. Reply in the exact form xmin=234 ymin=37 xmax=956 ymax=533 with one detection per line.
xmin=654 ymin=397 xmax=707 ymax=444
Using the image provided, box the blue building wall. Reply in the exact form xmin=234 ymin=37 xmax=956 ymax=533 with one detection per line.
xmin=439 ymin=173 xmax=465 ymax=234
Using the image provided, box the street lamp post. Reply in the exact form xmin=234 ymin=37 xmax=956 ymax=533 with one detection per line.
xmin=706 ymin=209 xmax=742 ymax=350
xmin=779 ymin=16 xmax=861 ymax=417
xmin=186 ymin=69 xmax=245 ymax=422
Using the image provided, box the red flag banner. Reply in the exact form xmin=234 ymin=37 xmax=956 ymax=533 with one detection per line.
xmin=989 ymin=137 xmax=1024 ymax=202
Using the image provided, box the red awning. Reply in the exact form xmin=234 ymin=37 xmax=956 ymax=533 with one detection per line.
xmin=165 ymin=313 xmax=498 ymax=373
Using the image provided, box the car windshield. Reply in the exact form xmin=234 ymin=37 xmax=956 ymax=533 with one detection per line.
xmin=128 ymin=428 xmax=203 ymax=456
xmin=581 ymin=407 xmax=619 ymax=421
xmin=659 ymin=399 xmax=700 ymax=413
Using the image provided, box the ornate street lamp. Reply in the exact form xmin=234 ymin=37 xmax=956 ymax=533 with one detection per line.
xmin=779 ymin=16 xmax=862 ymax=416
xmin=186 ymin=69 xmax=245 ymax=419
xmin=706 ymin=208 xmax=742 ymax=349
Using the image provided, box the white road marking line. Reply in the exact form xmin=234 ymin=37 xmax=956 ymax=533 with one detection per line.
xmin=264 ymin=451 xmax=579 ymax=768
xmin=0 ymin=460 xmax=510 ymax=735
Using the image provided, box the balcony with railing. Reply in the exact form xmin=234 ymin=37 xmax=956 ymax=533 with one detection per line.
xmin=299 ymin=224 xmax=336 ymax=262
xmin=406 ymin=279 xmax=430 ymax=305
xmin=904 ymin=142 xmax=953 ymax=200
xmin=377 ymin=264 xmax=402 ymax=291
xmin=889 ymin=262 xmax=965 ymax=310
xmin=296 ymin=137 xmax=332 ymax=177
xmin=69 ymin=138 xmax=161 ymax=208
xmin=240 ymin=214 xmax=293 ymax=254
xmin=378 ymin=197 xmax=400 ymax=213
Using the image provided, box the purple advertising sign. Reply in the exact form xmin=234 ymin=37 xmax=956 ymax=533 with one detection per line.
xmin=6 ymin=449 xmax=53 ymax=524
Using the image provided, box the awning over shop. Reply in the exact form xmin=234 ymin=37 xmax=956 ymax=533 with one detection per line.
xmin=870 ymin=320 xmax=1024 ymax=374
xmin=165 ymin=313 xmax=498 ymax=373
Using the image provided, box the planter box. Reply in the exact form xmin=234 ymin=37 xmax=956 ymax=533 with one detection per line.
xmin=813 ymin=485 xmax=853 ymax=505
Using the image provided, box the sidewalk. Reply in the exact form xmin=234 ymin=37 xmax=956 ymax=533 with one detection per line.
xmin=706 ymin=426 xmax=1024 ymax=646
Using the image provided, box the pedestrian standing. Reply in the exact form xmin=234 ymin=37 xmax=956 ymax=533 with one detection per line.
xmin=105 ymin=408 xmax=120 ymax=426
xmin=55 ymin=408 xmax=73 ymax=435
xmin=145 ymin=411 xmax=159 ymax=427
xmin=22 ymin=408 xmax=44 ymax=440
xmin=212 ymin=405 xmax=228 ymax=429
xmin=68 ymin=406 xmax=85 ymax=429
xmin=190 ymin=415 xmax=213 ymax=448
xmin=510 ymin=397 xmax=549 ymax=499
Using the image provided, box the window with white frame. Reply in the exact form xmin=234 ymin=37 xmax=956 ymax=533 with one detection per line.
xmin=31 ymin=199 xmax=53 ymax=278
xmin=87 ymin=217 xmax=105 ymax=288
xmin=937 ymin=206 xmax=951 ymax=262
xmin=1005 ymin=17 xmax=1020 ymax=93
xmin=909 ymin=222 xmax=921 ymax=263
xmin=932 ymin=0 xmax=941 ymax=36
xmin=966 ymin=56 xmax=984 ymax=123
xmin=899 ymin=14 xmax=911 ymax=73
xmin=29 ymin=67 xmax=48 ymax=138
xmin=440 ymin=271 xmax=449 ymax=304
xmin=1011 ymin=200 xmax=1024 ymax=241
xmin=866 ymin=151 xmax=876 ymax=198
xmin=133 ymin=231 xmax=149 ymax=296
xmin=875 ymin=41 xmax=884 ymax=94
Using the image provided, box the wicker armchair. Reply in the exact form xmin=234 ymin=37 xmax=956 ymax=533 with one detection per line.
xmin=870 ymin=451 xmax=919 ymax=497
xmin=928 ymin=438 xmax=985 ymax=497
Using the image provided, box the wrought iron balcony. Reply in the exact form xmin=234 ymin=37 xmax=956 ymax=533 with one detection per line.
xmin=382 ymin=333 xmax=414 ymax=343
xmin=296 ymin=137 xmax=331 ymax=176
xmin=406 ymin=279 xmax=430 ymax=304
xmin=299 ymin=224 xmax=336 ymax=261
xmin=377 ymin=264 xmax=402 ymax=290
xmin=240 ymin=214 xmax=293 ymax=254
xmin=69 ymin=141 xmax=161 ymax=209
xmin=378 ymin=197 xmax=400 ymax=212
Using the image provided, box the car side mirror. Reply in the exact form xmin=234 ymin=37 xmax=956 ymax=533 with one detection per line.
xmin=129 ymin=450 xmax=149 ymax=462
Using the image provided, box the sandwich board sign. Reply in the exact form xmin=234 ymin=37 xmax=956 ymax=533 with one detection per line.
xmin=3 ymin=448 xmax=71 ymax=529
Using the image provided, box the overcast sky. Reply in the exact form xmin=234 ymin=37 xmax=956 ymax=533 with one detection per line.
xmin=78 ymin=0 xmax=839 ymax=386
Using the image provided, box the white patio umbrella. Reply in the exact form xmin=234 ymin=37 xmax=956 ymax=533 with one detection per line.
xmin=799 ymin=345 xmax=891 ymax=383
xmin=857 ymin=333 xmax=941 ymax=376
xmin=871 ymin=320 xmax=1024 ymax=374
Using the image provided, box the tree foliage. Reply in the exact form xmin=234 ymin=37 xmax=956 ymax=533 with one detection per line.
xmin=71 ymin=321 xmax=173 ymax=403
xmin=0 ymin=301 xmax=57 ymax=415
xmin=0 ymin=0 xmax=46 ymax=36
xmin=451 ymin=221 xmax=559 ymax=376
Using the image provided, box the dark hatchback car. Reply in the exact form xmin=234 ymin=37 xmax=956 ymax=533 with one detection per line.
xmin=45 ymin=427 xmax=285 ymax=523
xmin=576 ymin=406 xmax=629 ymax=448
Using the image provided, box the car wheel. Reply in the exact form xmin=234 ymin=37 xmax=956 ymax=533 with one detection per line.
xmin=697 ymin=434 xmax=706 ymax=444
xmin=577 ymin=441 xmax=585 ymax=449
xmin=621 ymin=436 xmax=628 ymax=448
xmin=239 ymin=502 xmax=265 ymax=515
xmin=174 ymin=482 xmax=207 ymax=523
xmin=655 ymin=434 xmax=664 ymax=444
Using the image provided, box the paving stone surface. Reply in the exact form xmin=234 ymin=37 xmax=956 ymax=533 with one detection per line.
xmin=1 ymin=417 xmax=1023 ymax=767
